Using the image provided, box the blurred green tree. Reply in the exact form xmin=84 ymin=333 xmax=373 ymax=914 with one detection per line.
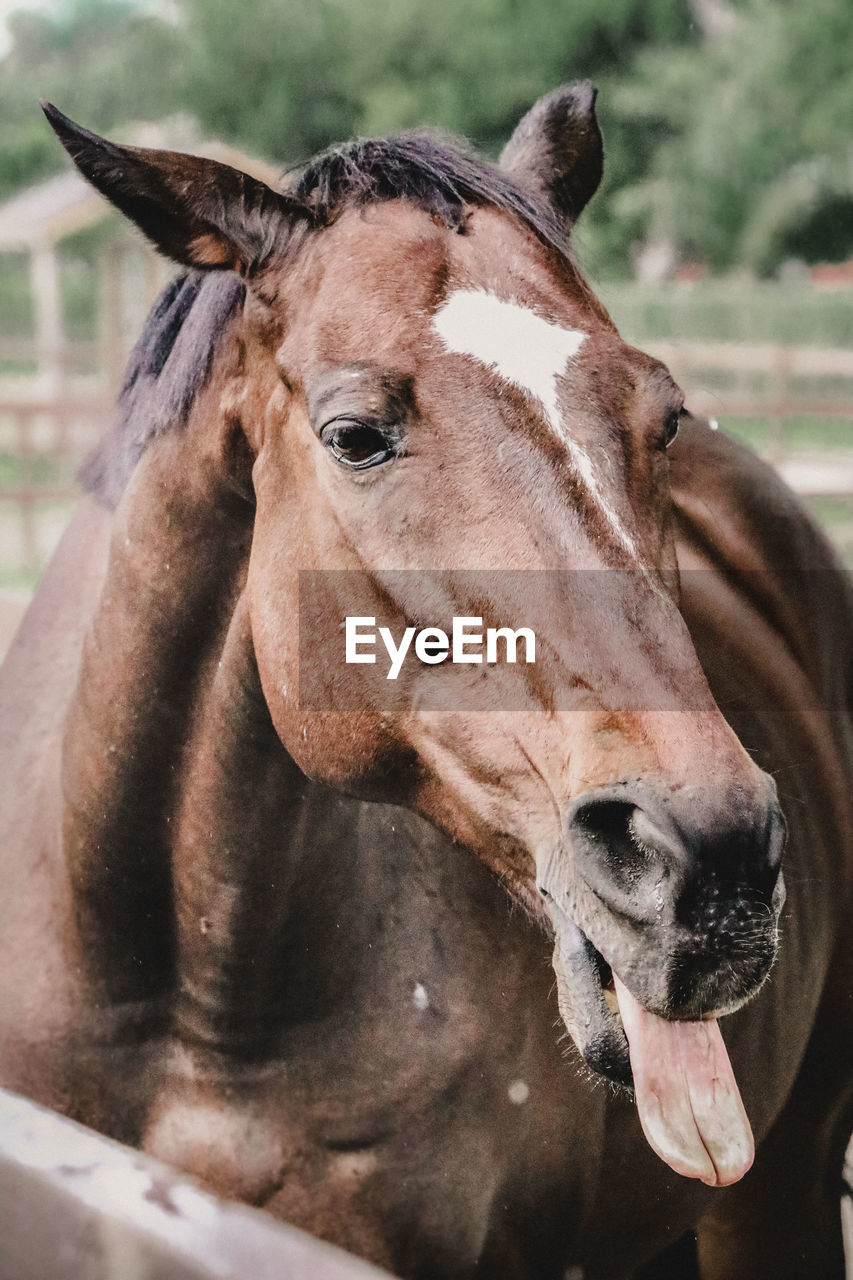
xmin=2 ymin=0 xmax=850 ymax=278
xmin=174 ymin=0 xmax=692 ymax=158
xmin=0 ymin=0 xmax=183 ymax=199
xmin=609 ymin=0 xmax=853 ymax=275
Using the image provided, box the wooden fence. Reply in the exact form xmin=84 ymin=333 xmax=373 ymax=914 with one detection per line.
xmin=0 ymin=340 xmax=851 ymax=583
xmin=647 ymin=340 xmax=853 ymax=435
xmin=0 ymin=389 xmax=114 ymax=579
xmin=648 ymin=341 xmax=853 ymax=503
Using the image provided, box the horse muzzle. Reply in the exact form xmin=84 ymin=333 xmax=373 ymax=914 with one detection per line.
xmin=538 ymin=774 xmax=785 ymax=1184
xmin=541 ymin=775 xmax=785 ymax=1057
xmin=565 ymin=778 xmax=785 ymax=933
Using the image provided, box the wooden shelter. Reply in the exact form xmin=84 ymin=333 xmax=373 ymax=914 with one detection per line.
xmin=0 ymin=125 xmax=280 ymax=390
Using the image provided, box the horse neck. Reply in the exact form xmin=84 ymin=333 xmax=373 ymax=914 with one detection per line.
xmin=61 ymin=392 xmax=309 ymax=1046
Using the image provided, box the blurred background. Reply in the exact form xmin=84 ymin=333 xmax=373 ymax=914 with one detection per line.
xmin=0 ymin=0 xmax=851 ymax=646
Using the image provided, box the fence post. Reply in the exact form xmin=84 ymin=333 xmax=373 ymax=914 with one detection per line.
xmin=15 ymin=406 xmax=38 ymax=576
xmin=29 ymin=241 xmax=62 ymax=396
xmin=769 ymin=345 xmax=791 ymax=462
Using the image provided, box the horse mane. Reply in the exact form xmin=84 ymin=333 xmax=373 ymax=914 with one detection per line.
xmin=80 ymin=270 xmax=246 ymax=506
xmin=82 ymin=132 xmax=567 ymax=506
xmin=290 ymin=131 xmax=566 ymax=247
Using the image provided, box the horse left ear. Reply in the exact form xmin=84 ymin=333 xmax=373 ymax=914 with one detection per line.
xmin=41 ymin=102 xmax=303 ymax=275
xmin=500 ymin=83 xmax=603 ymax=228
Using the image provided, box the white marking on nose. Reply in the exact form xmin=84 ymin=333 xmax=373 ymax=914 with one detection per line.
xmin=507 ymin=1079 xmax=530 ymax=1105
xmin=432 ymin=289 xmax=639 ymax=558
xmin=413 ymin=982 xmax=430 ymax=1011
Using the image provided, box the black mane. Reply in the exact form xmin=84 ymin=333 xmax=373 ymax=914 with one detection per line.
xmin=290 ymin=131 xmax=566 ymax=248
xmin=84 ymin=132 xmax=567 ymax=505
xmin=80 ymin=271 xmax=246 ymax=506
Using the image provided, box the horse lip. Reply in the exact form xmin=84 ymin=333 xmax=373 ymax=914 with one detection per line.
xmin=541 ymin=873 xmax=779 ymax=1085
xmin=542 ymin=891 xmax=634 ymax=1089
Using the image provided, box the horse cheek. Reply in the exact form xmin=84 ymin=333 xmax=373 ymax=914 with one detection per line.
xmin=247 ymin=593 xmax=406 ymax=794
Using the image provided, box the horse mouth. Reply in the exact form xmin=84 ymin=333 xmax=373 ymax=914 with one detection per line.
xmin=545 ymin=893 xmax=760 ymax=1187
xmin=545 ymin=895 xmax=634 ymax=1087
xmin=548 ymin=909 xmax=753 ymax=1087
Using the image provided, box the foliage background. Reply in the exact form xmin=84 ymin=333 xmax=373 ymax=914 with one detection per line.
xmin=0 ymin=0 xmax=851 ymax=280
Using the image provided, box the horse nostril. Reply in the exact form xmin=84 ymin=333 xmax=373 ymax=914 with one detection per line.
xmin=566 ymin=780 xmax=786 ymax=929
xmin=573 ymin=799 xmax=633 ymax=846
xmin=568 ymin=793 xmax=680 ymax=923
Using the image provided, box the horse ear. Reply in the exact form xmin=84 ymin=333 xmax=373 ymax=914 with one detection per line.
xmin=41 ymin=102 xmax=302 ymax=275
xmin=500 ymin=83 xmax=603 ymax=227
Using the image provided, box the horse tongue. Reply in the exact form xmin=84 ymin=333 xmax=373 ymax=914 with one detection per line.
xmin=613 ymin=974 xmax=754 ymax=1187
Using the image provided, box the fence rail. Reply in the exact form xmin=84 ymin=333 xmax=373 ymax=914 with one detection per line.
xmin=0 ymin=339 xmax=851 ymax=583
xmin=0 ymin=1088 xmax=390 ymax=1280
xmin=647 ymin=340 xmax=853 ymax=378
xmin=0 ymin=387 xmax=115 ymax=577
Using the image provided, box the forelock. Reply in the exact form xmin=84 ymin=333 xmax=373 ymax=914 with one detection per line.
xmin=288 ymin=132 xmax=571 ymax=258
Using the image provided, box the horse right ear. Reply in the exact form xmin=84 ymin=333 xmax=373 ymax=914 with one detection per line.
xmin=41 ymin=102 xmax=305 ymax=275
xmin=499 ymin=83 xmax=603 ymax=228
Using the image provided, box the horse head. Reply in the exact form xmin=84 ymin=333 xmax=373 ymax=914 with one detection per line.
xmin=45 ymin=85 xmax=785 ymax=1187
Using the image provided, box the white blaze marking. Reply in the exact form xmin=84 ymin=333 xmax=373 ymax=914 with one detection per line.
xmin=413 ymin=982 xmax=430 ymax=1011
xmin=432 ymin=289 xmax=639 ymax=557
xmin=433 ymin=289 xmax=586 ymax=427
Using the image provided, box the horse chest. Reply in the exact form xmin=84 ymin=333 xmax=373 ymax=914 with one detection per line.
xmin=134 ymin=815 xmax=599 ymax=1276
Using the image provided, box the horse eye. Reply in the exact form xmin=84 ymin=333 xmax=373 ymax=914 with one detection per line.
xmin=662 ymin=410 xmax=681 ymax=448
xmin=322 ymin=421 xmax=397 ymax=470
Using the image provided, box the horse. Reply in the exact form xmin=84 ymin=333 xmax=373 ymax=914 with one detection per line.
xmin=0 ymin=83 xmax=850 ymax=1279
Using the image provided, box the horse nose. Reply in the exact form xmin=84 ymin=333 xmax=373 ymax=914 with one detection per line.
xmin=565 ymin=779 xmax=784 ymax=925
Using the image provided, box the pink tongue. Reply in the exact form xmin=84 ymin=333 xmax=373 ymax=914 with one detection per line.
xmin=613 ymin=973 xmax=754 ymax=1186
